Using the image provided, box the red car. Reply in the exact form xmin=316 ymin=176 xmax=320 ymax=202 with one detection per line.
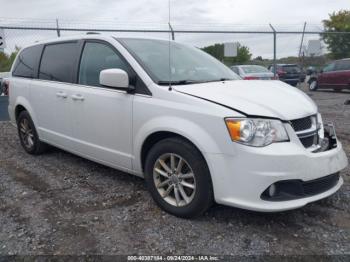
xmin=309 ymin=58 xmax=350 ymax=91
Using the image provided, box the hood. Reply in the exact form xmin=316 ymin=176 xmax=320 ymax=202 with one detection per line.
xmin=174 ymin=80 xmax=317 ymax=120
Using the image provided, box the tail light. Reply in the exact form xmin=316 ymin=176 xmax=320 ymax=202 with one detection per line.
xmin=243 ymin=76 xmax=259 ymax=80
xmin=277 ymin=70 xmax=286 ymax=76
xmin=3 ymin=80 xmax=9 ymax=96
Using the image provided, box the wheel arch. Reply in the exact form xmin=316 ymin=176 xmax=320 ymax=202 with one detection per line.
xmin=308 ymin=76 xmax=318 ymax=84
xmin=13 ymin=97 xmax=38 ymax=126
xmin=140 ymin=131 xmax=206 ymax=172
xmin=15 ymin=104 xmax=27 ymax=121
xmin=135 ymin=117 xmax=224 ymax=175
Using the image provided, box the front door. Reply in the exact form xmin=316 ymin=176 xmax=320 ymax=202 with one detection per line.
xmin=69 ymin=41 xmax=134 ymax=170
xmin=333 ymin=60 xmax=350 ymax=90
xmin=318 ymin=62 xmax=335 ymax=88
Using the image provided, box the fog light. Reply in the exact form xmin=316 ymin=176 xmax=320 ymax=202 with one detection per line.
xmin=268 ymin=184 xmax=277 ymax=197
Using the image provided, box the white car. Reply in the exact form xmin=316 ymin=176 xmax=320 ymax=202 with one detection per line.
xmin=7 ymin=35 xmax=348 ymax=218
xmin=230 ymin=65 xmax=275 ymax=80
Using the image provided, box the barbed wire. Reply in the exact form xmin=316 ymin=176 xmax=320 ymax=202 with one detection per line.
xmin=0 ymin=17 xmax=330 ymax=32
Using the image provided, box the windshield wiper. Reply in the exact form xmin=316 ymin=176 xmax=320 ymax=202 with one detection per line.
xmin=203 ymin=78 xmax=234 ymax=83
xmin=157 ymin=80 xmax=201 ymax=85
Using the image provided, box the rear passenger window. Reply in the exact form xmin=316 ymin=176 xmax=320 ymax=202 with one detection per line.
xmin=78 ymin=42 xmax=129 ymax=87
xmin=12 ymin=45 xmax=42 ymax=78
xmin=335 ymin=60 xmax=350 ymax=71
xmin=39 ymin=42 xmax=79 ymax=83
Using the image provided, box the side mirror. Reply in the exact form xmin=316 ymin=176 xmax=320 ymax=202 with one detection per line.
xmin=99 ymin=69 xmax=133 ymax=91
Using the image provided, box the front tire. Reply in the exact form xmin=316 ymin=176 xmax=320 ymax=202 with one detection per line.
xmin=17 ymin=111 xmax=47 ymax=155
xmin=309 ymin=80 xmax=318 ymax=91
xmin=144 ymin=137 xmax=213 ymax=218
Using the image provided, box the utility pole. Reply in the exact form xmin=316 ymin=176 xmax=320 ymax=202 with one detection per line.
xmin=269 ymin=24 xmax=277 ymax=78
xmin=168 ymin=22 xmax=175 ymax=40
xmin=298 ymin=22 xmax=307 ymax=57
xmin=298 ymin=22 xmax=307 ymax=69
xmin=56 ymin=19 xmax=60 ymax=37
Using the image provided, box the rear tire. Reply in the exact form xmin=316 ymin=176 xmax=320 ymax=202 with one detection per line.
xmin=144 ymin=137 xmax=213 ymax=218
xmin=309 ymin=80 xmax=318 ymax=91
xmin=17 ymin=111 xmax=48 ymax=155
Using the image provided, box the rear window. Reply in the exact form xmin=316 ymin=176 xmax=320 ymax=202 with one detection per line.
xmin=282 ymin=65 xmax=301 ymax=73
xmin=230 ymin=66 xmax=239 ymax=74
xmin=12 ymin=45 xmax=42 ymax=78
xmin=39 ymin=42 xmax=79 ymax=83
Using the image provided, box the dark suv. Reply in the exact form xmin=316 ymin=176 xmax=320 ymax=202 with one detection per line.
xmin=308 ymin=58 xmax=350 ymax=91
xmin=269 ymin=64 xmax=304 ymax=86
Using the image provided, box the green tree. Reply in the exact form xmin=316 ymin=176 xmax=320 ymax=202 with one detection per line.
xmin=322 ymin=10 xmax=350 ymax=59
xmin=0 ymin=47 xmax=19 ymax=72
xmin=202 ymin=43 xmax=252 ymax=65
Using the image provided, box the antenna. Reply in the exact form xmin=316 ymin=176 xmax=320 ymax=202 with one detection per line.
xmin=168 ymin=0 xmax=172 ymax=91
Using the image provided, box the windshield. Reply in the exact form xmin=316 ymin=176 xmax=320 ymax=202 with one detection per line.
xmin=241 ymin=65 xmax=269 ymax=74
xmin=283 ymin=65 xmax=301 ymax=73
xmin=118 ymin=38 xmax=240 ymax=85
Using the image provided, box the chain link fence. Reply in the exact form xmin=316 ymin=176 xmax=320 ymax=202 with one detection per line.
xmin=1 ymin=18 xmax=350 ymax=77
xmin=0 ymin=18 xmax=349 ymax=122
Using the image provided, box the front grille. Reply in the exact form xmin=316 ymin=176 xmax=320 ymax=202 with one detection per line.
xmin=300 ymin=134 xmax=317 ymax=148
xmin=261 ymin=173 xmax=340 ymax=201
xmin=289 ymin=115 xmax=318 ymax=149
xmin=290 ymin=116 xmax=312 ymax=132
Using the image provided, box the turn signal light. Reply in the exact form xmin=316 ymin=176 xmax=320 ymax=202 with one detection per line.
xmin=225 ymin=119 xmax=241 ymax=141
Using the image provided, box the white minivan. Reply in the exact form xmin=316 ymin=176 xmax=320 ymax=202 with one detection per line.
xmin=7 ymin=35 xmax=348 ymax=217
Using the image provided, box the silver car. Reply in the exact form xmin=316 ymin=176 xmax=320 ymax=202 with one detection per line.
xmin=231 ymin=65 xmax=275 ymax=80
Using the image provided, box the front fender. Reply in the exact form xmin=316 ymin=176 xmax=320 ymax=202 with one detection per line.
xmin=133 ymin=116 xmax=223 ymax=174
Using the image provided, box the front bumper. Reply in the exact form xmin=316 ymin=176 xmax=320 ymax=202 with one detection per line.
xmin=206 ymin=124 xmax=348 ymax=212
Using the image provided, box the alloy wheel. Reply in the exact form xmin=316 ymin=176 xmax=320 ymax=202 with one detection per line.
xmin=153 ymin=153 xmax=196 ymax=207
xmin=19 ymin=118 xmax=35 ymax=149
xmin=309 ymin=81 xmax=317 ymax=90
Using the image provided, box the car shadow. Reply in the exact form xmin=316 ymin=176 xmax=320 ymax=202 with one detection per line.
xmin=316 ymin=89 xmax=350 ymax=94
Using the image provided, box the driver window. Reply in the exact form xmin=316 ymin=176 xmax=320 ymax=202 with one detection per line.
xmin=79 ymin=42 xmax=129 ymax=87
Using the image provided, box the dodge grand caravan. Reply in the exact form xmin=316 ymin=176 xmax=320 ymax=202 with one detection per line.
xmin=7 ymin=35 xmax=348 ymax=218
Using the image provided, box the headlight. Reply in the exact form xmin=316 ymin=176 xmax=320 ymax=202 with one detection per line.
xmin=225 ymin=118 xmax=289 ymax=147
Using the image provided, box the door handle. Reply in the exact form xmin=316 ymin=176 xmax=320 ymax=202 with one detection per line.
xmin=56 ymin=91 xmax=68 ymax=98
xmin=71 ymin=94 xmax=85 ymax=101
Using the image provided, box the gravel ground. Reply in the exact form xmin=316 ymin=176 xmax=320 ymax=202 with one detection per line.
xmin=0 ymin=86 xmax=349 ymax=256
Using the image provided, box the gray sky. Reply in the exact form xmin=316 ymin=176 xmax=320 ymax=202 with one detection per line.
xmin=0 ymin=0 xmax=349 ymax=58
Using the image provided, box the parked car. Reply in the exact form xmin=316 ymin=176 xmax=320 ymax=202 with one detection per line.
xmin=230 ymin=65 xmax=275 ymax=80
xmin=0 ymin=72 xmax=9 ymax=95
xmin=268 ymin=64 xmax=304 ymax=86
xmin=7 ymin=35 xmax=348 ymax=217
xmin=308 ymin=58 xmax=350 ymax=91
xmin=306 ymin=66 xmax=317 ymax=76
